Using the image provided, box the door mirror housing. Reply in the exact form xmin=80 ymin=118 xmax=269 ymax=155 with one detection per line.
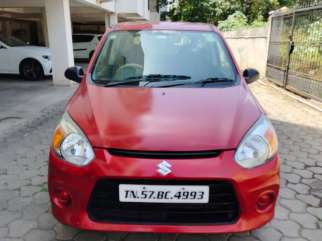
xmin=243 ymin=68 xmax=259 ymax=84
xmin=0 ymin=44 xmax=7 ymax=49
xmin=64 ymin=66 xmax=84 ymax=83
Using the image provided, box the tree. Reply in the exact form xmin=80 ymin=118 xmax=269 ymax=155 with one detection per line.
xmin=218 ymin=11 xmax=248 ymax=31
xmin=209 ymin=0 xmax=243 ymax=24
xmin=157 ymin=0 xmax=169 ymax=10
xmin=167 ymin=0 xmax=241 ymax=24
xmin=166 ymin=0 xmax=299 ymax=27
xmin=168 ymin=0 xmax=213 ymax=23
xmin=244 ymin=0 xmax=280 ymax=23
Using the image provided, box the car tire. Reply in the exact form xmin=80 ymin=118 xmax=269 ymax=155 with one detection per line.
xmin=19 ymin=59 xmax=44 ymax=81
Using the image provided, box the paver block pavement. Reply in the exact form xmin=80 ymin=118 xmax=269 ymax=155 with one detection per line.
xmin=0 ymin=81 xmax=321 ymax=241
xmin=8 ymin=220 xmax=37 ymax=238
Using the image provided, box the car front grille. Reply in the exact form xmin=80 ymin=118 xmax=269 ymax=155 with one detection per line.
xmin=107 ymin=149 xmax=221 ymax=159
xmin=87 ymin=179 xmax=240 ymax=225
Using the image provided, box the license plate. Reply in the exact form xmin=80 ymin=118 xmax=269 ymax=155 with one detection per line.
xmin=119 ymin=184 xmax=209 ymax=203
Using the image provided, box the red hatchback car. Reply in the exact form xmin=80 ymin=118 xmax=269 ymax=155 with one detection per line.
xmin=49 ymin=22 xmax=280 ymax=234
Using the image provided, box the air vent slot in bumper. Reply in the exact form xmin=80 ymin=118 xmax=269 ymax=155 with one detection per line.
xmin=107 ymin=149 xmax=221 ymax=159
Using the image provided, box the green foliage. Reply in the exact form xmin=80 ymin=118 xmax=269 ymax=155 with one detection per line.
xmin=291 ymin=19 xmax=322 ymax=79
xmin=251 ymin=16 xmax=267 ymax=28
xmin=157 ymin=0 xmax=169 ymax=11
xmin=208 ymin=0 xmax=243 ymax=24
xmin=166 ymin=0 xmax=299 ymax=30
xmin=278 ymin=0 xmax=297 ymax=6
xmin=168 ymin=0 xmax=213 ymax=22
xmin=218 ymin=11 xmax=248 ymax=31
xmin=245 ymin=0 xmax=280 ymax=23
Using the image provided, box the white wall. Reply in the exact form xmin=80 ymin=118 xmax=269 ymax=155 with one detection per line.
xmin=116 ymin=0 xmax=149 ymax=18
xmin=223 ymin=26 xmax=269 ymax=78
xmin=117 ymin=0 xmax=137 ymax=13
xmin=101 ymin=0 xmax=116 ymax=12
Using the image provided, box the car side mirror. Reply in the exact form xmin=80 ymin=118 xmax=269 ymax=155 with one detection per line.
xmin=64 ymin=66 xmax=84 ymax=83
xmin=0 ymin=45 xmax=6 ymax=49
xmin=243 ymin=68 xmax=259 ymax=84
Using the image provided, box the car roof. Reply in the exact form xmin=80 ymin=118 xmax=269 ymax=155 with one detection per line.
xmin=112 ymin=21 xmax=218 ymax=32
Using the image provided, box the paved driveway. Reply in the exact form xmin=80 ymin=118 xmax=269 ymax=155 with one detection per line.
xmin=0 ymin=77 xmax=73 ymax=138
xmin=0 ymin=81 xmax=321 ymax=241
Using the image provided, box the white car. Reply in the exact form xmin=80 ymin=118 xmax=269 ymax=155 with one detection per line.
xmin=0 ymin=35 xmax=52 ymax=80
xmin=73 ymin=33 xmax=102 ymax=60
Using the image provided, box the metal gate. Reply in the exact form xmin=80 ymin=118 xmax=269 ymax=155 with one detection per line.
xmin=266 ymin=2 xmax=322 ymax=101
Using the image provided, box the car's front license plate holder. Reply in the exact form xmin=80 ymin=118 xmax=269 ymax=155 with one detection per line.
xmin=119 ymin=184 xmax=209 ymax=204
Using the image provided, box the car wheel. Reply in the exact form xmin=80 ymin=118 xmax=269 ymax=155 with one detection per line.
xmin=20 ymin=59 xmax=44 ymax=81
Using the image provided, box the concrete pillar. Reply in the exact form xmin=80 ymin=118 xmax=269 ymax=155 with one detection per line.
xmin=109 ymin=13 xmax=118 ymax=27
xmin=104 ymin=13 xmax=110 ymax=29
xmin=45 ymin=0 xmax=74 ymax=85
xmin=41 ymin=8 xmax=49 ymax=47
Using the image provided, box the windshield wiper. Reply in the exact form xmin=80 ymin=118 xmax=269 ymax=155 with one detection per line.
xmin=196 ymin=77 xmax=234 ymax=87
xmin=103 ymin=74 xmax=191 ymax=87
xmin=153 ymin=77 xmax=234 ymax=88
xmin=101 ymin=75 xmax=232 ymax=87
xmin=128 ymin=74 xmax=191 ymax=81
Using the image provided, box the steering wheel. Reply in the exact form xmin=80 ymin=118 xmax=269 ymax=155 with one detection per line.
xmin=114 ymin=63 xmax=143 ymax=80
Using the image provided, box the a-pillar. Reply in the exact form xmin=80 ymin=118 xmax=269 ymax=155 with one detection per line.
xmin=45 ymin=0 xmax=74 ymax=85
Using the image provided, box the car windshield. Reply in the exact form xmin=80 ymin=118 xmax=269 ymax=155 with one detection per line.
xmin=0 ymin=35 xmax=26 ymax=47
xmin=92 ymin=30 xmax=237 ymax=87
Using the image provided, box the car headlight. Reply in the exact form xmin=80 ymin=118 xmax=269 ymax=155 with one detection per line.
xmin=42 ymin=55 xmax=51 ymax=60
xmin=235 ymin=115 xmax=278 ymax=169
xmin=51 ymin=112 xmax=95 ymax=166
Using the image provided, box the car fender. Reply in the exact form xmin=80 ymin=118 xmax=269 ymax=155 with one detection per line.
xmin=11 ymin=48 xmax=49 ymax=74
xmin=19 ymin=57 xmax=44 ymax=72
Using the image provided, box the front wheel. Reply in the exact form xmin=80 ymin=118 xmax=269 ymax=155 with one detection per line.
xmin=20 ymin=59 xmax=44 ymax=80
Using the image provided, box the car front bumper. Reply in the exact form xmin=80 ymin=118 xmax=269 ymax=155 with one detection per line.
xmin=48 ymin=148 xmax=280 ymax=234
xmin=42 ymin=60 xmax=52 ymax=76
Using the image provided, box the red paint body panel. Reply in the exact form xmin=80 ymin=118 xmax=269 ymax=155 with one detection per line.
xmin=48 ymin=22 xmax=280 ymax=234
xmin=68 ymin=84 xmax=261 ymax=151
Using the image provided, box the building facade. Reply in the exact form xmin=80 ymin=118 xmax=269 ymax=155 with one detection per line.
xmin=0 ymin=0 xmax=159 ymax=85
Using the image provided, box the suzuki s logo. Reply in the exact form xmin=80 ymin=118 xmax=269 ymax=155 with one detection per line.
xmin=157 ymin=161 xmax=172 ymax=176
